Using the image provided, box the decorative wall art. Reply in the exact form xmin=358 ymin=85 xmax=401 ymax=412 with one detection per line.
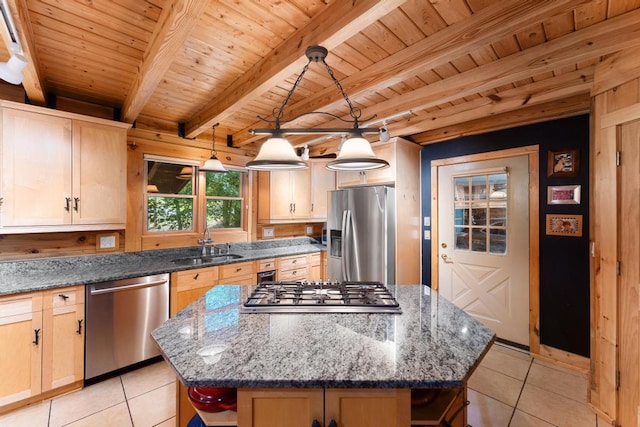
xmin=545 ymin=214 xmax=583 ymax=237
xmin=547 ymin=185 xmax=581 ymax=205
xmin=547 ymin=148 xmax=579 ymax=177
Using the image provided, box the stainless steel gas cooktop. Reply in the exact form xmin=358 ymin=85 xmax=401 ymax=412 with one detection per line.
xmin=240 ymin=280 xmax=401 ymax=314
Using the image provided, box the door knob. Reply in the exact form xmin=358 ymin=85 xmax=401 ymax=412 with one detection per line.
xmin=441 ymin=242 xmax=447 ymax=248
xmin=441 ymin=254 xmax=454 ymax=264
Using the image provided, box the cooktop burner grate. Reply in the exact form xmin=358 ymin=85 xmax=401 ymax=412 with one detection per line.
xmin=240 ymin=280 xmax=401 ymax=314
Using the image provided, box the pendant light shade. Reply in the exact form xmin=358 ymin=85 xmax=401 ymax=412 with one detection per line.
xmin=201 ymin=156 xmax=226 ymax=172
xmin=0 ymin=53 xmax=27 ymax=85
xmin=200 ymin=123 xmax=227 ymax=173
xmin=326 ymin=134 xmax=389 ymax=171
xmin=246 ymin=135 xmax=307 ymax=170
xmin=176 ymin=166 xmax=193 ymax=179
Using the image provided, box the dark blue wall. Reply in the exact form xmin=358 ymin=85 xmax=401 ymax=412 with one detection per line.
xmin=420 ymin=115 xmax=590 ymax=357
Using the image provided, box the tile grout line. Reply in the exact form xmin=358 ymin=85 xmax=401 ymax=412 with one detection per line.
xmin=507 ymin=357 xmax=533 ymax=426
xmin=47 ymin=399 xmax=52 ymax=427
xmin=120 ymin=375 xmax=135 ymax=427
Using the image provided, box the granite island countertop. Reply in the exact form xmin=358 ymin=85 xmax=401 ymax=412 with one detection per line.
xmin=0 ymin=237 xmax=324 ymax=296
xmin=151 ymin=284 xmax=496 ymax=389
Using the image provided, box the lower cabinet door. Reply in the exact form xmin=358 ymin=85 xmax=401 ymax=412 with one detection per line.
xmin=42 ymin=286 xmax=85 ymax=393
xmin=0 ymin=292 xmax=43 ymax=407
xmin=237 ymin=388 xmax=324 ymax=427
xmin=324 ymin=388 xmax=411 ymax=427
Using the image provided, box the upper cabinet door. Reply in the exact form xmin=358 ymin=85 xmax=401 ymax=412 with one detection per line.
xmin=1 ymin=108 xmax=73 ymax=227
xmin=72 ymin=121 xmax=127 ymax=225
xmin=290 ymin=168 xmax=311 ymax=219
xmin=310 ymin=161 xmax=335 ymax=220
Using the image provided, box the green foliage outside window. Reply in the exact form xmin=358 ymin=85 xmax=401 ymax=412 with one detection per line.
xmin=205 ymin=171 xmax=242 ymax=229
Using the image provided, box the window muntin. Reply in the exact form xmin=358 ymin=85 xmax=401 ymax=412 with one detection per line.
xmin=146 ymin=161 xmax=195 ymax=232
xmin=453 ymin=172 xmax=508 ymax=254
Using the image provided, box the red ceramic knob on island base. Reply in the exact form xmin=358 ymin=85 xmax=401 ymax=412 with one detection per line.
xmin=187 ymin=387 xmax=237 ymax=412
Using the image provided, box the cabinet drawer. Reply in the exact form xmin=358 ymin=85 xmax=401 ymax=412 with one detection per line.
xmin=278 ymin=255 xmax=308 ymax=271
xmin=220 ymin=261 xmax=256 ymax=280
xmin=175 ymin=267 xmax=218 ymax=292
xmin=258 ymin=258 xmax=276 ymax=271
xmin=0 ymin=292 xmax=42 ymax=319
xmin=44 ymin=286 xmax=83 ymax=310
xmin=279 ymin=267 xmax=308 ymax=282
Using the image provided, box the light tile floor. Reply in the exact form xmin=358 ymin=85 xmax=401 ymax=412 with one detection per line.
xmin=0 ymin=343 xmax=615 ymax=427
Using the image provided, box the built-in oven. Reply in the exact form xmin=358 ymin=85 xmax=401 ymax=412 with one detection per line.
xmin=257 ymin=269 xmax=276 ymax=284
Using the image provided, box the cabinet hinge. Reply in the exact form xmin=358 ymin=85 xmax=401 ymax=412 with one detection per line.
xmin=616 ymin=261 xmax=621 ymax=276
xmin=616 ymin=151 xmax=621 ymax=166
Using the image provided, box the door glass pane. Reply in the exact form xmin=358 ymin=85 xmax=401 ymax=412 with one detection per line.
xmin=471 ymin=176 xmax=486 ymax=200
xmin=452 ymin=171 xmax=508 ymax=255
xmin=454 ymin=177 xmax=469 ymax=201
xmin=455 ymin=227 xmax=469 ymax=250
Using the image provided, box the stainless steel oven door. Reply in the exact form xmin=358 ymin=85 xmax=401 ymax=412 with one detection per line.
xmin=257 ymin=270 xmax=276 ymax=283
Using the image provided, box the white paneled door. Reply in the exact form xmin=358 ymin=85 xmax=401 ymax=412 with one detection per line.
xmin=437 ymin=155 xmax=530 ymax=346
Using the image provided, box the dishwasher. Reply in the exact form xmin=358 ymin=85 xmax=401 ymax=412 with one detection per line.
xmin=85 ymin=273 xmax=169 ymax=383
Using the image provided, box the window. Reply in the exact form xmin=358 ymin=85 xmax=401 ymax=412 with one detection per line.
xmin=146 ymin=161 xmax=195 ymax=232
xmin=144 ymin=159 xmax=246 ymax=234
xmin=453 ymin=172 xmax=507 ymax=254
xmin=204 ymin=170 xmax=244 ymax=229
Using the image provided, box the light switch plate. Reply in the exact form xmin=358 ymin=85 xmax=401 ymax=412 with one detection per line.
xmin=306 ymin=226 xmax=313 ymax=234
xmin=263 ymin=227 xmax=274 ymax=238
xmin=96 ymin=233 xmax=119 ymax=252
xmin=424 ymin=230 xmax=431 ymax=240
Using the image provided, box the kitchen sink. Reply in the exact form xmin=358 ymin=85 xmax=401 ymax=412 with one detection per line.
xmin=172 ymin=254 xmax=243 ymax=266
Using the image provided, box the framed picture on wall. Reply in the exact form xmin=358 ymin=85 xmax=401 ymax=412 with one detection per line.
xmin=545 ymin=214 xmax=583 ymax=237
xmin=547 ymin=185 xmax=581 ymax=205
xmin=547 ymin=148 xmax=579 ymax=177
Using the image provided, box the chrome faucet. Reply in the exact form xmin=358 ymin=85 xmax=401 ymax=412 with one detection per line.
xmin=198 ymin=227 xmax=214 ymax=256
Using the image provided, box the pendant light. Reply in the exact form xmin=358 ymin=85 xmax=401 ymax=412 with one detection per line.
xmin=248 ymin=46 xmax=388 ymax=171
xmin=200 ymin=123 xmax=227 ymax=173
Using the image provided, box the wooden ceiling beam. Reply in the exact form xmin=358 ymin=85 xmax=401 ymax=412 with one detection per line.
xmin=2 ymin=0 xmax=46 ymax=104
xmin=232 ymin=0 xmax=590 ymax=147
xmin=308 ymin=6 xmax=640 ymax=137
xmin=121 ymin=0 xmax=209 ymax=124
xmin=183 ymin=0 xmax=409 ymax=139
xmin=411 ymin=93 xmax=591 ymax=145
xmin=397 ymin=67 xmax=594 ymax=136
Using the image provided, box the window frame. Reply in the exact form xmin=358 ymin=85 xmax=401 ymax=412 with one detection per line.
xmin=198 ymin=167 xmax=247 ymax=231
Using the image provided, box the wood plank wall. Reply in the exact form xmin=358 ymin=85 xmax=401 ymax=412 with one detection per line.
xmin=0 ymin=230 xmax=125 ymax=261
xmin=589 ymin=46 xmax=640 ymax=427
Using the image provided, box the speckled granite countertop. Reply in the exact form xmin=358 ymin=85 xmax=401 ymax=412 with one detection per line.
xmin=0 ymin=237 xmax=324 ymax=296
xmin=151 ymin=284 xmax=495 ymax=389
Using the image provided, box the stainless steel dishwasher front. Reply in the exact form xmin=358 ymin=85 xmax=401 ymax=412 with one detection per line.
xmin=84 ymin=273 xmax=169 ymax=382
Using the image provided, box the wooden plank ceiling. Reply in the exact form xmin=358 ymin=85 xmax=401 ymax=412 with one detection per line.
xmin=2 ymin=0 xmax=640 ymax=156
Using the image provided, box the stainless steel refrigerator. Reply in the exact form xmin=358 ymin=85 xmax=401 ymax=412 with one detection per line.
xmin=327 ymin=185 xmax=395 ymax=284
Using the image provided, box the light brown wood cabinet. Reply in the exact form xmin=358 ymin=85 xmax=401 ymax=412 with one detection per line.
xmin=277 ymin=254 xmax=309 ymax=281
xmin=0 ymin=101 xmax=129 ymax=233
xmin=237 ymin=388 xmax=411 ymax=427
xmin=309 ymin=252 xmax=322 ymax=281
xmin=258 ymin=160 xmax=335 ymax=223
xmin=0 ymin=286 xmax=84 ymax=413
xmin=42 ymin=287 xmax=84 ymax=393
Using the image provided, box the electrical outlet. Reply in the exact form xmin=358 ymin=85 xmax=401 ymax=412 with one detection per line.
xmin=263 ymin=227 xmax=274 ymax=238
xmin=99 ymin=235 xmax=116 ymax=249
xmin=306 ymin=226 xmax=313 ymax=234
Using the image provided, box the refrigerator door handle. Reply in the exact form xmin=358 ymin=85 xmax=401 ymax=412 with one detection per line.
xmin=341 ymin=210 xmax=349 ymax=281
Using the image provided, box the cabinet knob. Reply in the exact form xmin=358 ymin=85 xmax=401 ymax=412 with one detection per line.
xmin=77 ymin=319 xmax=83 ymax=335
xmin=33 ymin=328 xmax=40 ymax=346
xmin=73 ymin=197 xmax=80 ymax=211
xmin=58 ymin=294 xmax=69 ymax=301
xmin=64 ymin=197 xmax=71 ymax=211
xmin=194 ymin=273 xmax=200 ymax=280
xmin=236 ymin=267 xmax=242 ymax=272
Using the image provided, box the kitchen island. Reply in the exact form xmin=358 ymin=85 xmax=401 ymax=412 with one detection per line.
xmin=152 ymin=284 xmax=495 ymax=426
